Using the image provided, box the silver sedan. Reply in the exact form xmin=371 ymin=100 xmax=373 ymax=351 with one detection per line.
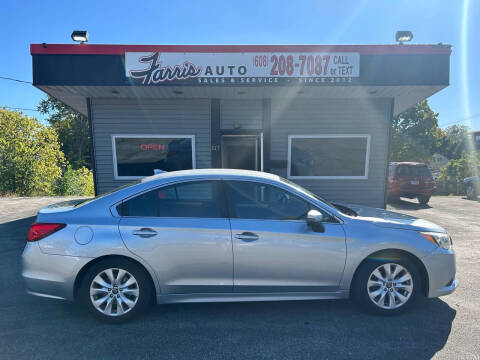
xmin=22 ymin=169 xmax=457 ymax=322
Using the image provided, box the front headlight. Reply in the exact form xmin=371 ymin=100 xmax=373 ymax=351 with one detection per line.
xmin=421 ymin=232 xmax=452 ymax=250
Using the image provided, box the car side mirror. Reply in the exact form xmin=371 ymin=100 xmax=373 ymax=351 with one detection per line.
xmin=306 ymin=209 xmax=325 ymax=233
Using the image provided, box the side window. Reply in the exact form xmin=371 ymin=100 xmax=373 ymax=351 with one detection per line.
xmin=396 ymin=166 xmax=408 ymax=177
xmin=225 ymin=181 xmax=312 ymax=221
xmin=120 ymin=181 xmax=224 ymax=218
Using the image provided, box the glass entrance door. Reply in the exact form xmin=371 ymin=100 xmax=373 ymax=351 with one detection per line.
xmin=221 ymin=134 xmax=263 ymax=171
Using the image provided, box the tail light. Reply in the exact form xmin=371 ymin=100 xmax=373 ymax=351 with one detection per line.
xmin=389 ymin=177 xmax=399 ymax=185
xmin=27 ymin=223 xmax=66 ymax=242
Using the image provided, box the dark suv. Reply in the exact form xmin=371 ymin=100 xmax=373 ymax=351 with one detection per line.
xmin=388 ymin=162 xmax=436 ymax=204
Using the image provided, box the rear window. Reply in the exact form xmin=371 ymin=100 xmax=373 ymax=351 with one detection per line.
xmin=75 ymin=180 xmax=141 ymax=207
xmin=396 ymin=165 xmax=431 ymax=177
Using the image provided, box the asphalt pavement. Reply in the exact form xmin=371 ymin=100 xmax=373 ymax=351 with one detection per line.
xmin=0 ymin=196 xmax=479 ymax=359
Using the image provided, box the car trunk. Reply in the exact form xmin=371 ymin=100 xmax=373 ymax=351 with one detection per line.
xmin=395 ymin=165 xmax=434 ymax=194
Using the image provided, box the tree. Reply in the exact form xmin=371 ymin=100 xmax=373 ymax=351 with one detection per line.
xmin=0 ymin=108 xmax=66 ymax=195
xmin=390 ymin=135 xmax=432 ymax=162
xmin=390 ymin=100 xmax=444 ymax=162
xmin=38 ymin=96 xmax=92 ymax=169
xmin=436 ymin=152 xmax=480 ymax=195
xmin=440 ymin=125 xmax=470 ymax=160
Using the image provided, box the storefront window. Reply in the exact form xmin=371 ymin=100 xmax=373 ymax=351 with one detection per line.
xmin=288 ymin=135 xmax=370 ymax=179
xmin=112 ymin=135 xmax=195 ymax=179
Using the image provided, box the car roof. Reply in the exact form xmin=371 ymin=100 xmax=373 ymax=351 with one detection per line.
xmin=390 ymin=162 xmax=427 ymax=166
xmin=141 ymin=168 xmax=281 ymax=183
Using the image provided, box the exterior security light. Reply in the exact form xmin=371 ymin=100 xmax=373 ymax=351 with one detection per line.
xmin=71 ymin=30 xmax=89 ymax=43
xmin=395 ymin=31 xmax=413 ymax=44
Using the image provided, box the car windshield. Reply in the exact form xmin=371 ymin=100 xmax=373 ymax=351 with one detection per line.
xmin=397 ymin=165 xmax=431 ymax=177
xmin=279 ymin=177 xmax=346 ymax=213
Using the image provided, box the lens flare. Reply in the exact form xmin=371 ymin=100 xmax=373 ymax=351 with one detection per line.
xmin=461 ymin=0 xmax=479 ymax=181
xmin=461 ymin=0 xmax=471 ymax=123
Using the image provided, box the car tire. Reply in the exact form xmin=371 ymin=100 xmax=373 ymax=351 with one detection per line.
xmin=387 ymin=195 xmax=400 ymax=204
xmin=79 ymin=258 xmax=153 ymax=323
xmin=353 ymin=258 xmax=420 ymax=316
xmin=418 ymin=195 xmax=430 ymax=205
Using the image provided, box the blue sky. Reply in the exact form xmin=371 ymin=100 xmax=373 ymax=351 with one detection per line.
xmin=1 ymin=0 xmax=479 ymax=130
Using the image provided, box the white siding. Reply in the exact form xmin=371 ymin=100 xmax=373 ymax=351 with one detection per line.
xmin=91 ymin=98 xmax=211 ymax=194
xmin=270 ymin=98 xmax=392 ymax=208
xmin=220 ymin=100 xmax=262 ymax=129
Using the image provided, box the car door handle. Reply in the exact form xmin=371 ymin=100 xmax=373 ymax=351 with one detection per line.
xmin=234 ymin=232 xmax=259 ymax=242
xmin=132 ymin=228 xmax=157 ymax=238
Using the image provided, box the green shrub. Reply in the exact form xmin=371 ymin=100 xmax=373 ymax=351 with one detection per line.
xmin=0 ymin=108 xmax=66 ymax=196
xmin=54 ymin=166 xmax=94 ymax=196
xmin=436 ymin=154 xmax=479 ymax=195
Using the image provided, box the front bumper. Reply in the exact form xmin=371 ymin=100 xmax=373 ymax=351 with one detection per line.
xmin=422 ymin=246 xmax=458 ymax=298
xmin=22 ymin=242 xmax=91 ymax=301
xmin=435 ymin=279 xmax=458 ymax=297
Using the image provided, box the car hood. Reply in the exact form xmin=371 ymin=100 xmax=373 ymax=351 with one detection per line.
xmin=335 ymin=203 xmax=446 ymax=233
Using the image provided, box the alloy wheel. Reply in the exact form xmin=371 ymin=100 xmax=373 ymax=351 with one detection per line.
xmin=89 ymin=268 xmax=140 ymax=316
xmin=367 ymin=263 xmax=413 ymax=310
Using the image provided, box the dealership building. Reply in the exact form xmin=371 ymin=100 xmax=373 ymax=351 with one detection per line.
xmin=31 ymin=43 xmax=451 ymax=208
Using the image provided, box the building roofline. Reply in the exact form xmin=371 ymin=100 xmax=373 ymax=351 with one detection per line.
xmin=30 ymin=43 xmax=452 ymax=55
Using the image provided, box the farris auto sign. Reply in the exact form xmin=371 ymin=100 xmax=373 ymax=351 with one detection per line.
xmin=128 ymin=53 xmax=202 ymax=84
xmin=125 ymin=51 xmax=360 ymax=85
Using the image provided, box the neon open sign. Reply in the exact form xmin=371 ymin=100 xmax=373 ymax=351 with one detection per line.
xmin=140 ymin=144 xmax=168 ymax=151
